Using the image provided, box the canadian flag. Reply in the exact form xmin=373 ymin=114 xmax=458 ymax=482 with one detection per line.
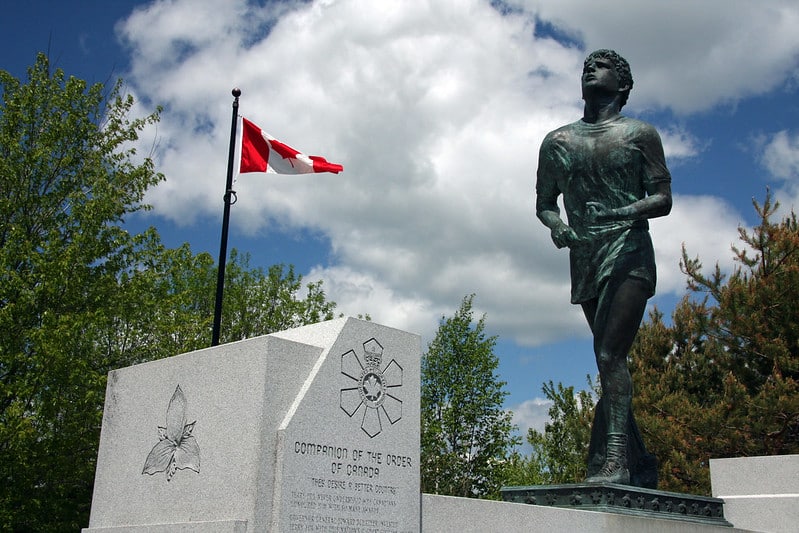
xmin=239 ymin=117 xmax=343 ymax=174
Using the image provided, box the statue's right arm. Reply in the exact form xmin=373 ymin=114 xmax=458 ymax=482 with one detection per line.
xmin=536 ymin=184 xmax=580 ymax=249
xmin=537 ymin=203 xmax=580 ymax=249
xmin=536 ymin=139 xmax=580 ymax=249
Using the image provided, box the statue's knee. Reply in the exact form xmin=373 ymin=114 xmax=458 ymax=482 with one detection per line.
xmin=595 ymin=349 xmax=616 ymax=370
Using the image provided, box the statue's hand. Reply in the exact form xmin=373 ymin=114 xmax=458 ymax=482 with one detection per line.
xmin=586 ymin=201 xmax=615 ymax=223
xmin=551 ymin=224 xmax=581 ymax=249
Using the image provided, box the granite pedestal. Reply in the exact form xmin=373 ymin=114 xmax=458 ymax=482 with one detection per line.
xmin=423 ymin=493 xmax=755 ymax=532
xmin=501 ymin=483 xmax=732 ymax=527
xmin=83 ymin=317 xmax=420 ymax=532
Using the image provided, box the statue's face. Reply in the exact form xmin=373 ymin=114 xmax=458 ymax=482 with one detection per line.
xmin=582 ymin=55 xmax=623 ymax=97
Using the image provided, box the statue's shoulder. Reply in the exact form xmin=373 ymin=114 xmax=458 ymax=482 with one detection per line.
xmin=542 ymin=120 xmax=583 ymax=145
xmin=617 ymin=116 xmax=661 ymax=138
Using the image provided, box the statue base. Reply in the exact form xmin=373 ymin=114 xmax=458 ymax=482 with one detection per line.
xmin=501 ymin=483 xmax=733 ymax=528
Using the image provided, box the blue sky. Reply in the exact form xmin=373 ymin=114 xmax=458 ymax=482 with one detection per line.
xmin=3 ymin=0 xmax=799 ymax=438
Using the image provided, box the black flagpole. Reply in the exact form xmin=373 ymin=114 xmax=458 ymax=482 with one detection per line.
xmin=212 ymin=88 xmax=241 ymax=346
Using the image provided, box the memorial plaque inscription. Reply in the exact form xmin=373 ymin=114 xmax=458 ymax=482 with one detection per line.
xmin=276 ymin=330 xmax=420 ymax=533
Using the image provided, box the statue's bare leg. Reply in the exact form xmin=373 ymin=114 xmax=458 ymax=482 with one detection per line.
xmin=581 ymin=276 xmax=649 ymax=483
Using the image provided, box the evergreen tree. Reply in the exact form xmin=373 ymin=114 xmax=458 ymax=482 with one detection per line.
xmin=421 ymin=294 xmax=519 ymax=498
xmin=631 ymin=193 xmax=799 ymax=495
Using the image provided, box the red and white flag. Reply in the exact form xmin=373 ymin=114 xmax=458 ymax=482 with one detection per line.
xmin=239 ymin=117 xmax=343 ymax=175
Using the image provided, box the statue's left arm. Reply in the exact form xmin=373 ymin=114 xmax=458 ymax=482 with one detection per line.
xmin=587 ymin=180 xmax=671 ymax=222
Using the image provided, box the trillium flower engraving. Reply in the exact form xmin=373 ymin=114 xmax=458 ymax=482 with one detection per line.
xmin=142 ymin=385 xmax=200 ymax=481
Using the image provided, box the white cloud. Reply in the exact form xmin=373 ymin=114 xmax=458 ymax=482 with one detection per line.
xmin=762 ymin=130 xmax=799 ymax=181
xmin=660 ymin=127 xmax=703 ymax=162
xmin=513 ymin=0 xmax=799 ymax=113
xmin=510 ymin=385 xmax=598 ymax=448
xmin=512 ymin=397 xmax=552 ymax=436
xmin=757 ymin=129 xmax=799 ymax=217
xmin=306 ymin=265 xmax=438 ymax=341
xmin=116 ymin=0 xmax=796 ymax=357
xmin=651 ymin=194 xmax=743 ymax=295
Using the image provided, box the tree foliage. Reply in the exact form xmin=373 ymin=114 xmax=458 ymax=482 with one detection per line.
xmin=0 ymin=54 xmax=338 ymax=531
xmin=219 ymin=250 xmax=337 ymax=342
xmin=506 ymin=379 xmax=596 ymax=487
xmin=0 ymin=53 xmax=163 ymax=531
xmin=421 ymin=294 xmax=519 ymax=498
xmin=101 ymin=243 xmax=338 ymax=364
xmin=631 ymin=193 xmax=799 ymax=495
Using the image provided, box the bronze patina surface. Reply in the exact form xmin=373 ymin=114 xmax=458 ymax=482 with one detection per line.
xmin=536 ymin=49 xmax=673 ymax=487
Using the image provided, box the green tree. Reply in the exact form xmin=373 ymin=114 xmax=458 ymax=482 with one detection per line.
xmin=504 ymin=379 xmax=595 ymax=487
xmin=531 ymin=380 xmax=595 ymax=484
xmin=0 ymin=53 xmax=162 ymax=531
xmin=220 ymin=250 xmax=337 ymax=342
xmin=99 ymin=243 xmax=339 ymax=364
xmin=421 ymin=294 xmax=519 ymax=498
xmin=0 ymin=55 xmax=340 ymax=531
xmin=631 ymin=193 xmax=799 ymax=495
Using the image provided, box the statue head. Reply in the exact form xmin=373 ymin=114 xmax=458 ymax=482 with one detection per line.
xmin=583 ymin=49 xmax=633 ymax=109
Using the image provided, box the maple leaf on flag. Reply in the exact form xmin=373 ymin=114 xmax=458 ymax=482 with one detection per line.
xmin=268 ymin=138 xmax=300 ymax=162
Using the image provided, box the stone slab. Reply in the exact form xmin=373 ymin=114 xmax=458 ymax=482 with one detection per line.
xmin=713 ymin=498 xmax=796 ymax=533
xmin=710 ymin=454 xmax=799 ymax=533
xmin=710 ymin=455 xmax=799 ymax=496
xmin=84 ymin=317 xmax=421 ymax=532
xmin=82 ymin=521 xmax=247 ymax=533
xmin=501 ymin=483 xmax=731 ymax=527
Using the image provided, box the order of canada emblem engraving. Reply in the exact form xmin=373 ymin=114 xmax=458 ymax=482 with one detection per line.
xmin=340 ymin=338 xmax=403 ymax=438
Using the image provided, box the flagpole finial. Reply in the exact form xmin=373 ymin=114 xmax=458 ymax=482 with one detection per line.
xmin=232 ymin=87 xmax=241 ymax=98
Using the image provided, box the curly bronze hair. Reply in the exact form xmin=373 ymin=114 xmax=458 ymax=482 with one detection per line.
xmin=584 ymin=49 xmax=633 ymax=109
